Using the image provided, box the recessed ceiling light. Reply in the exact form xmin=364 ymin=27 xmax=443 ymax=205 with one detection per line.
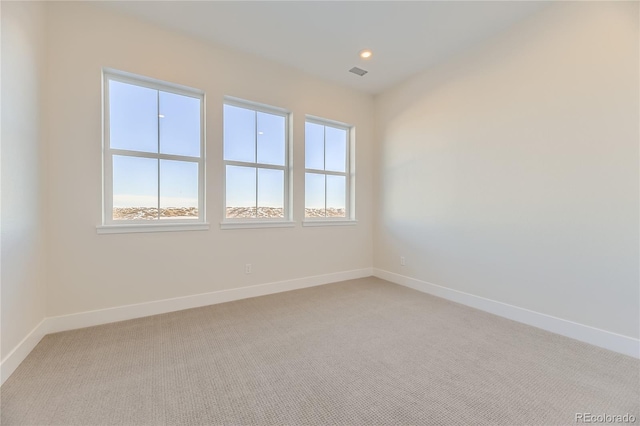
xmin=258 ymin=131 xmax=264 ymax=135
xmin=158 ymin=114 xmax=165 ymax=118
xmin=359 ymin=49 xmax=373 ymax=59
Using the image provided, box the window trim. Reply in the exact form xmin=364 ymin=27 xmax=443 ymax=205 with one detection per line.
xmin=100 ymin=69 xmax=206 ymax=231
xmin=222 ymin=96 xmax=293 ymax=226
xmin=303 ymin=115 xmax=355 ymax=225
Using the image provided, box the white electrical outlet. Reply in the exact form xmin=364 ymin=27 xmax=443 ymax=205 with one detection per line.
xmin=400 ymin=256 xmax=406 ymax=266
xmin=245 ymin=264 xmax=252 ymax=274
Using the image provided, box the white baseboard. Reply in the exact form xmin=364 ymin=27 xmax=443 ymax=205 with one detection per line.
xmin=1 ymin=319 xmax=49 ymax=386
xmin=0 ymin=268 xmax=372 ymax=387
xmin=374 ymin=268 xmax=639 ymax=359
xmin=45 ymin=267 xmax=374 ymax=335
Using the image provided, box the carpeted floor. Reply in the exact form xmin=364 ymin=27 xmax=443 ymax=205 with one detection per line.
xmin=1 ymin=277 xmax=638 ymax=425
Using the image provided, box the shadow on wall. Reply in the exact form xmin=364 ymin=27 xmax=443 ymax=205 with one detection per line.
xmin=374 ymin=1 xmax=640 ymax=338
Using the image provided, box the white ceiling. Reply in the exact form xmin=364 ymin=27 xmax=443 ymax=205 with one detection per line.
xmin=99 ymin=1 xmax=548 ymax=95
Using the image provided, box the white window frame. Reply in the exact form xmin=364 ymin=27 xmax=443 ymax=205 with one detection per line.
xmin=303 ymin=116 xmax=356 ymax=226
xmin=221 ymin=97 xmax=293 ymax=229
xmin=98 ymin=68 xmax=208 ymax=234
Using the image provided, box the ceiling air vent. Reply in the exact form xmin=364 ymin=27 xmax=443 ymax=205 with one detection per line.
xmin=349 ymin=67 xmax=368 ymax=77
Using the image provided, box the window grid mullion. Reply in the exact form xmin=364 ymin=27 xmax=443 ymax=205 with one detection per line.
xmin=323 ymin=126 xmax=327 ymax=217
xmin=224 ymin=161 xmax=286 ymax=172
xmin=304 ymin=168 xmax=346 ymax=177
xmin=109 ymin=149 xmax=200 ymax=163
xmin=254 ymin=111 xmax=258 ymax=217
xmin=156 ymin=90 xmax=160 ymax=220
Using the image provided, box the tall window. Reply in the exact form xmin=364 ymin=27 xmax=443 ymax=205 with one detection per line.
xmin=223 ymin=99 xmax=290 ymax=221
xmin=102 ymin=69 xmax=205 ymax=225
xmin=305 ymin=118 xmax=353 ymax=220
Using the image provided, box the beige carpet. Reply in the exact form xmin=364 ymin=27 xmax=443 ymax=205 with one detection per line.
xmin=1 ymin=277 xmax=638 ymax=425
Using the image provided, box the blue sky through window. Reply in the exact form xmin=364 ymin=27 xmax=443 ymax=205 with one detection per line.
xmin=224 ymin=104 xmax=286 ymax=210
xmin=304 ymin=121 xmax=348 ymax=213
xmin=109 ymin=80 xmax=200 ymax=210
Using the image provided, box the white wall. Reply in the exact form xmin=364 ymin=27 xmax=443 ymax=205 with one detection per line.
xmin=374 ymin=2 xmax=639 ymax=339
xmin=1 ymin=1 xmax=47 ymax=360
xmin=44 ymin=3 xmax=374 ymax=317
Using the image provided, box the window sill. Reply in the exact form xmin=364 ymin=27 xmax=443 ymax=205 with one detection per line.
xmin=220 ymin=221 xmax=295 ymax=230
xmin=302 ymin=219 xmax=357 ymax=227
xmin=97 ymin=222 xmax=210 ymax=234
